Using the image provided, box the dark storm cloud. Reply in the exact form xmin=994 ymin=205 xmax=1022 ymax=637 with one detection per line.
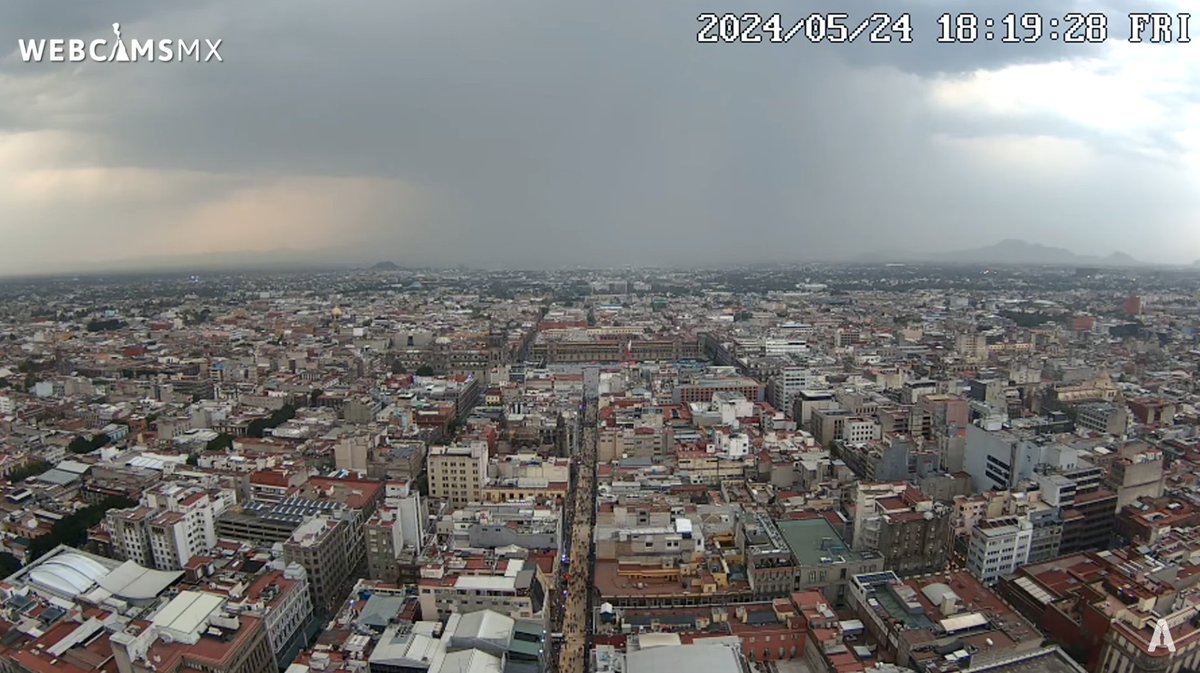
xmin=0 ymin=0 xmax=1197 ymax=273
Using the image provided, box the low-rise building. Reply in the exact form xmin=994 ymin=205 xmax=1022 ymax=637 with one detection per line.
xmin=418 ymin=555 xmax=547 ymax=621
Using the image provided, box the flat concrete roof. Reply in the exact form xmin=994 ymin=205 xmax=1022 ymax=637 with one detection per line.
xmin=626 ymin=642 xmax=742 ymax=673
xmin=775 ymin=517 xmax=863 ymax=566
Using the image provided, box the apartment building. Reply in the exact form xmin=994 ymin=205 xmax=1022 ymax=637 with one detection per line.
xmin=597 ymin=426 xmax=669 ymax=461
xmin=596 ymin=514 xmax=701 ymax=568
xmin=1076 ymin=402 xmax=1130 ymax=435
xmin=737 ymin=513 xmax=799 ymax=598
xmin=1000 ymin=545 xmax=1200 ymax=673
xmin=848 ymin=570 xmax=1045 ymax=672
xmin=216 ymin=497 xmax=346 ymax=545
xmin=1106 ymin=442 xmax=1165 ymax=509
xmin=777 ymin=516 xmax=883 ymax=607
xmin=854 ymin=486 xmax=951 ymax=577
xmin=282 ymin=511 xmax=364 ymax=617
xmin=105 ymin=484 xmax=228 ymax=571
xmin=428 ymin=442 xmax=488 ymax=506
xmin=438 ymin=502 xmax=561 ymax=551
xmin=793 ymin=390 xmax=836 ymax=431
xmin=365 ymin=488 xmax=427 ymax=584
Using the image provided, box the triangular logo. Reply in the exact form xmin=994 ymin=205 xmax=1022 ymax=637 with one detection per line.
xmin=110 ymin=23 xmax=131 ymax=62
xmin=1149 ymin=618 xmax=1177 ymax=653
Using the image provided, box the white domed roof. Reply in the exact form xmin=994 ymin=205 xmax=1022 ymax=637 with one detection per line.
xmin=28 ymin=552 xmax=110 ymax=596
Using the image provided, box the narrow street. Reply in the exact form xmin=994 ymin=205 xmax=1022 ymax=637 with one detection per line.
xmin=552 ymin=399 xmax=598 ymax=673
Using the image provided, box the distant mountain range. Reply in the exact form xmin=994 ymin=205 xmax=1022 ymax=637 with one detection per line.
xmin=371 ymin=261 xmax=400 ymax=270
xmin=858 ymin=239 xmax=1146 ymax=267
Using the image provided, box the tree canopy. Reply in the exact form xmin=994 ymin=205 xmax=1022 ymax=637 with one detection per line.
xmin=205 ymin=433 xmax=233 ymax=452
xmin=246 ymin=404 xmax=296 ymax=438
xmin=68 ymin=433 xmax=110 ymax=454
xmin=26 ymin=495 xmax=136 ymax=562
xmin=6 ymin=460 xmax=51 ymax=484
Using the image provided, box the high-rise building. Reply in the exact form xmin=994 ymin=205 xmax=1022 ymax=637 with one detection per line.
xmin=365 ymin=483 xmax=428 ymax=584
xmin=967 ymin=515 xmax=1033 ymax=585
xmin=282 ymin=512 xmax=363 ymax=617
xmin=955 ymin=332 xmax=989 ymax=363
xmin=1106 ymin=442 xmax=1165 ymax=509
xmin=768 ymin=367 xmax=825 ymax=419
xmin=105 ymin=484 xmax=227 ymax=571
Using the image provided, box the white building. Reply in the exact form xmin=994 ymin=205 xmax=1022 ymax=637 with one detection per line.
xmin=843 ymin=418 xmax=881 ymax=444
xmin=712 ymin=392 xmax=754 ymax=426
xmin=107 ymin=484 xmax=229 ymax=571
xmin=418 ymin=558 xmax=544 ymax=620
xmin=769 ymin=367 xmax=825 ymax=419
xmin=963 ymin=423 xmax=1079 ymax=492
xmin=712 ymin=430 xmax=751 ymax=459
xmin=384 ymin=481 xmax=426 ymax=549
xmin=967 ymin=515 xmax=1033 ymax=585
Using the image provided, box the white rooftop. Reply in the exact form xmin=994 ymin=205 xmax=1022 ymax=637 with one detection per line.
xmin=455 ymin=576 xmax=516 ymax=592
xmin=626 ymin=642 xmax=742 ymax=673
xmin=450 ymin=610 xmax=514 ymax=644
xmin=939 ymin=612 xmax=989 ymax=634
xmin=95 ymin=560 xmax=182 ymax=600
xmin=55 ymin=460 xmax=91 ymax=475
xmin=503 ymin=559 xmax=524 ymax=578
xmin=152 ymin=590 xmax=225 ymax=638
xmin=439 ymin=649 xmax=503 ymax=673
xmin=26 ymin=551 xmax=112 ymax=597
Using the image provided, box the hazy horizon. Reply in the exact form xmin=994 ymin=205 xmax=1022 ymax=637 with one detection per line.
xmin=3 ymin=0 xmax=1199 ymax=275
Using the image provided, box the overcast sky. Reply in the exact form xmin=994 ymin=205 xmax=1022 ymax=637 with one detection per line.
xmin=1 ymin=0 xmax=1198 ymax=274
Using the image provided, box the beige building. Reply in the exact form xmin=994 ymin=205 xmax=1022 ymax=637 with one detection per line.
xmin=334 ymin=435 xmax=370 ymax=472
xmin=597 ymin=426 xmax=669 ymax=462
xmin=428 ymin=442 xmax=488 ymax=506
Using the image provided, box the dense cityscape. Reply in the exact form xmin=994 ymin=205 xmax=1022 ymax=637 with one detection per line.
xmin=0 ymin=263 xmax=1195 ymax=673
